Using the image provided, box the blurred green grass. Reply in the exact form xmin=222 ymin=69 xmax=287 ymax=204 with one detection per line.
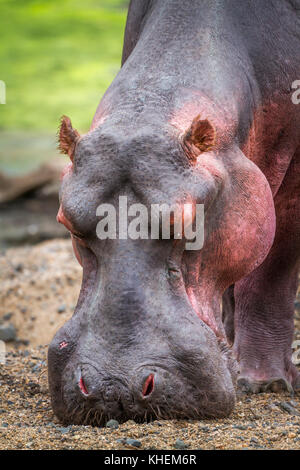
xmin=0 ymin=0 xmax=128 ymax=133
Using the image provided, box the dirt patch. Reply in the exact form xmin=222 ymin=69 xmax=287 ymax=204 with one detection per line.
xmin=0 ymin=239 xmax=80 ymax=348
xmin=0 ymin=239 xmax=299 ymax=449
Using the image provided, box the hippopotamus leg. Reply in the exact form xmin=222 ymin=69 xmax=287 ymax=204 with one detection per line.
xmin=233 ymin=152 xmax=300 ymax=394
xmin=222 ymin=285 xmax=235 ymax=346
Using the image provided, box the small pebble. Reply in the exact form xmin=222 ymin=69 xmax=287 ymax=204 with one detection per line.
xmin=57 ymin=305 xmax=66 ymax=314
xmin=58 ymin=427 xmax=71 ymax=434
xmin=278 ymin=402 xmax=299 ymax=416
xmin=0 ymin=324 xmax=16 ymax=342
xmin=2 ymin=313 xmax=13 ymax=322
xmin=125 ymin=438 xmax=142 ymax=448
xmin=233 ymin=425 xmax=248 ymax=430
xmin=106 ymin=419 xmax=119 ymax=429
xmin=174 ymin=438 xmax=188 ymax=450
xmin=14 ymin=263 xmax=23 ymax=272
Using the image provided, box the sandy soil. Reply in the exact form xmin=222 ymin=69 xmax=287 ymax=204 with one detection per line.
xmin=0 ymin=239 xmax=81 ymax=347
xmin=0 ymin=239 xmax=299 ymax=450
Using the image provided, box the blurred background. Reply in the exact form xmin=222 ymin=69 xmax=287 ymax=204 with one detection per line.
xmin=0 ymin=0 xmax=129 ymax=249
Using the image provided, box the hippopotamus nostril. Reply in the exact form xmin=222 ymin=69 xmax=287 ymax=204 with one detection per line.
xmin=78 ymin=376 xmax=89 ymax=396
xmin=142 ymin=373 xmax=155 ymax=398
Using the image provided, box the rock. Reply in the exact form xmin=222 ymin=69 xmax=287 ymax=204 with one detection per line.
xmin=27 ymin=382 xmax=41 ymax=395
xmin=2 ymin=313 xmax=13 ymax=322
xmin=268 ymin=403 xmax=278 ymax=411
xmin=277 ymin=402 xmax=299 ymax=416
xmin=16 ymin=338 xmax=29 ymax=346
xmin=57 ymin=304 xmax=66 ymax=314
xmin=106 ymin=419 xmax=119 ymax=429
xmin=14 ymin=263 xmax=23 ymax=272
xmin=0 ymin=323 xmax=16 ymax=342
xmin=198 ymin=425 xmax=209 ymax=432
xmin=289 ymin=400 xmax=298 ymax=407
xmin=32 ymin=363 xmax=42 ymax=373
xmin=125 ymin=438 xmax=142 ymax=448
xmin=174 ymin=438 xmax=188 ymax=450
xmin=116 ymin=438 xmax=126 ymax=444
xmin=58 ymin=427 xmax=71 ymax=434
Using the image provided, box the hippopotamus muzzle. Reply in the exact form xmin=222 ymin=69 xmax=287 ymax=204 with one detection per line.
xmin=48 ymin=232 xmax=238 ymax=425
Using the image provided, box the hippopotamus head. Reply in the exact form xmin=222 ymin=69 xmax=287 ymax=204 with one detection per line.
xmin=48 ymin=109 xmax=275 ymax=425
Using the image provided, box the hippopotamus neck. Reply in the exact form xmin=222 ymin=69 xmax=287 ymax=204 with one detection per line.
xmin=91 ymin=0 xmax=256 ymax=144
xmin=92 ymin=0 xmax=299 ymax=196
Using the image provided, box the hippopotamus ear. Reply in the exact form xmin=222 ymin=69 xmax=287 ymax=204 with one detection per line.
xmin=183 ymin=115 xmax=216 ymax=159
xmin=58 ymin=116 xmax=80 ymax=161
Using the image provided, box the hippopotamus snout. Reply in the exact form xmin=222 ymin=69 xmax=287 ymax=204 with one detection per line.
xmin=63 ymin=365 xmax=162 ymax=423
xmin=52 ymin=367 xmax=236 ymax=425
xmin=48 ymin=305 xmax=237 ymax=425
xmin=75 ymin=364 xmax=156 ymax=406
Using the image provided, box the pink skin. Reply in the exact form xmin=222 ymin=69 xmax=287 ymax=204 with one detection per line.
xmin=172 ymin=97 xmax=299 ymax=393
xmin=184 ymin=156 xmax=276 ymax=341
xmin=172 ymin=100 xmax=276 ymax=343
xmin=233 ymin=152 xmax=300 ymax=392
xmin=222 ymin=97 xmax=300 ymax=392
xmin=242 ymin=96 xmax=300 ymax=197
xmin=57 ymin=204 xmax=84 ymax=267
xmin=142 ymin=373 xmax=155 ymax=397
xmin=90 ymin=113 xmax=107 ymax=132
xmin=60 ymin=162 xmax=73 ymax=180
xmin=57 ymin=165 xmax=85 ymax=267
xmin=56 ymin=204 xmax=73 ymax=232
xmin=170 ymin=94 xmax=236 ymax=149
xmin=79 ymin=377 xmax=89 ymax=395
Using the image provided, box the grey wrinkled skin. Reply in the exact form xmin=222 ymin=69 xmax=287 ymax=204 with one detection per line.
xmin=48 ymin=0 xmax=300 ymax=425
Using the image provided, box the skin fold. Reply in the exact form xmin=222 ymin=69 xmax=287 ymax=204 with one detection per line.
xmin=48 ymin=0 xmax=300 ymax=424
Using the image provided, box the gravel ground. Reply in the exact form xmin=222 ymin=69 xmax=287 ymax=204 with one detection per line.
xmin=0 ymin=239 xmax=299 ymax=450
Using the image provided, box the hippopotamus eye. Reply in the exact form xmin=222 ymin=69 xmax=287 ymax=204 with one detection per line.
xmin=168 ymin=267 xmax=181 ymax=278
xmin=57 ymin=204 xmax=85 ymax=240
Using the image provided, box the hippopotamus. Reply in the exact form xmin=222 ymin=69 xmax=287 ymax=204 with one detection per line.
xmin=48 ymin=0 xmax=300 ymax=425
